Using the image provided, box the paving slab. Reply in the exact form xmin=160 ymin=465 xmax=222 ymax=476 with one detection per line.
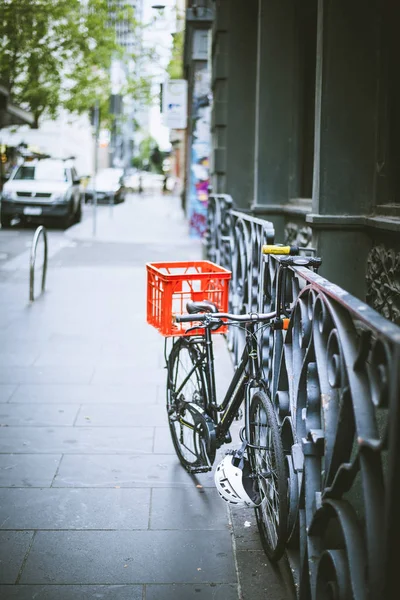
xmin=10 ymin=383 xmax=162 ymax=405
xmin=0 ymin=352 xmax=39 ymax=367
xmin=0 ymin=385 xmax=17 ymax=402
xmin=235 ymin=551 xmax=292 ymax=600
xmin=0 ymin=404 xmax=79 ymax=427
xmin=90 ymin=366 xmax=165 ymax=385
xmin=33 ymin=349 xmax=163 ymax=368
xmin=0 ymin=531 xmax=33 ymax=583
xmin=19 ymin=530 xmax=236 ymax=584
xmin=153 ymin=425 xmax=181 ymax=454
xmin=0 ymin=488 xmax=151 ymax=530
xmin=150 ymin=487 xmax=230 ymax=530
xmin=0 ymin=454 xmax=61 ymax=487
xmin=74 ymin=402 xmax=167 ymax=427
xmin=53 ymin=241 xmax=200 ymax=267
xmin=53 ymin=454 xmax=217 ymax=488
xmin=0 ymin=426 xmax=154 ymax=454
xmin=0 ymin=366 xmax=94 ymax=385
xmin=230 ymin=507 xmax=296 ymax=600
xmin=0 ymin=584 xmax=143 ymax=600
xmin=145 ymin=583 xmax=238 ymax=599
xmin=230 ymin=506 xmax=266 ymax=552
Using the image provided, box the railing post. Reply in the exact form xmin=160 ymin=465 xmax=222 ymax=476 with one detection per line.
xmin=384 ymin=344 xmax=400 ymax=600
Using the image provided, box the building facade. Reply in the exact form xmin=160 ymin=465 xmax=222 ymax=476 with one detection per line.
xmin=108 ymin=0 xmax=144 ymax=170
xmin=184 ymin=0 xmax=400 ymax=319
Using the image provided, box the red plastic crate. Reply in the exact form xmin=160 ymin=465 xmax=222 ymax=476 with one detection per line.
xmin=146 ymin=260 xmax=231 ymax=337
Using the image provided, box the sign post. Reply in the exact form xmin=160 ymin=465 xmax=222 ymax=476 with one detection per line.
xmin=91 ymin=102 xmax=100 ymax=236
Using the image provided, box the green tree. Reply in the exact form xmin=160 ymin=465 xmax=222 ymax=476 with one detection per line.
xmin=166 ymin=28 xmax=184 ymax=80
xmin=0 ymin=0 xmax=149 ymax=128
xmin=133 ymin=136 xmax=165 ymax=173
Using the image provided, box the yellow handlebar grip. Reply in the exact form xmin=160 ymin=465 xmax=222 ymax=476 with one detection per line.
xmin=262 ymin=245 xmax=291 ymax=255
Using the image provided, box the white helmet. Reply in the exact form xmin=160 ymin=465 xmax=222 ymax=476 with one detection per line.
xmin=214 ymin=449 xmax=261 ymax=508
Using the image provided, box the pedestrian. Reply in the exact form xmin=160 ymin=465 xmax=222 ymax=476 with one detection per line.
xmin=163 ymin=174 xmax=168 ymax=194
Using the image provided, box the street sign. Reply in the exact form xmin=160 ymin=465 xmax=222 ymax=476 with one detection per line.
xmin=162 ymin=79 xmax=187 ymax=130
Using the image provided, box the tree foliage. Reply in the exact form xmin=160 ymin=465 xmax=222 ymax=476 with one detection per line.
xmin=132 ymin=135 xmax=166 ymax=173
xmin=167 ymin=29 xmax=184 ymax=80
xmin=0 ymin=0 xmax=152 ymax=128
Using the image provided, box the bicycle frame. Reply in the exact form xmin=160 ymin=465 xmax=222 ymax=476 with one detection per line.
xmin=185 ymin=321 xmax=265 ymax=450
xmin=168 ymin=252 xmax=323 ymax=463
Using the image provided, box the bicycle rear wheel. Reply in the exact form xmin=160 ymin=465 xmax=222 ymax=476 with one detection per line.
xmin=166 ymin=338 xmax=215 ymax=472
xmin=248 ymin=390 xmax=287 ymax=561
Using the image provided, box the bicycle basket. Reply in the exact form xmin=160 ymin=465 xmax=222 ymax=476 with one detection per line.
xmin=146 ymin=260 xmax=231 ymax=337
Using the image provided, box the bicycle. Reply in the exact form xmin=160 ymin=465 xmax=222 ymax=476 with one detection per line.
xmin=161 ymin=245 xmax=322 ymax=561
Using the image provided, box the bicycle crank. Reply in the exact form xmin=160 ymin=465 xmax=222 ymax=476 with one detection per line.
xmin=182 ymin=402 xmax=217 ymax=473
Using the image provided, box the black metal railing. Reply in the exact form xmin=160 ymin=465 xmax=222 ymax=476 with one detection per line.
xmin=207 ymin=194 xmax=400 ymax=599
xmin=206 ymin=194 xmax=275 ymax=364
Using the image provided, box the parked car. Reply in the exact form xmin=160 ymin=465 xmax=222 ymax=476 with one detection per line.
xmin=124 ymin=170 xmax=164 ymax=193
xmin=84 ymin=168 xmax=126 ymax=204
xmin=0 ymin=158 xmax=82 ymax=228
xmin=123 ymin=170 xmax=141 ymax=192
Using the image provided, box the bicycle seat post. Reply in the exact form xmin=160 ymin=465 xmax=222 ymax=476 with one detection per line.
xmin=203 ymin=324 xmax=218 ymax=418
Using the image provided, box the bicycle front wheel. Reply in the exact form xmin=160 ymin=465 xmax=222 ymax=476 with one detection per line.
xmin=166 ymin=338 xmax=215 ymax=472
xmin=248 ymin=390 xmax=287 ymax=561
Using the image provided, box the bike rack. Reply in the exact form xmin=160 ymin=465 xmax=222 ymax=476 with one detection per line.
xmin=29 ymin=225 xmax=48 ymax=302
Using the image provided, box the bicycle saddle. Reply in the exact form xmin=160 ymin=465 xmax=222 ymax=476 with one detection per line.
xmin=186 ymin=300 xmax=218 ymax=314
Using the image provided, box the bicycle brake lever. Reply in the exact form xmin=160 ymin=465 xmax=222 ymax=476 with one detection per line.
xmin=185 ymin=324 xmax=206 ymax=334
xmin=184 ymin=315 xmax=221 ymax=334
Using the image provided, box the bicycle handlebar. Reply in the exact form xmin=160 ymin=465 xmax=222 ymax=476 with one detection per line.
xmin=262 ymin=244 xmax=299 ymax=256
xmin=174 ymin=310 xmax=277 ymax=324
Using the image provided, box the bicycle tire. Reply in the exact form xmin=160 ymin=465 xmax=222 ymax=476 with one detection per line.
xmin=248 ymin=390 xmax=288 ymax=561
xmin=166 ymin=338 xmax=215 ymax=472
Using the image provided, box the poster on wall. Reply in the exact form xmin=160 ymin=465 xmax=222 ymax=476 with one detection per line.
xmin=162 ymin=79 xmax=187 ymax=130
xmin=188 ymin=65 xmax=211 ymax=238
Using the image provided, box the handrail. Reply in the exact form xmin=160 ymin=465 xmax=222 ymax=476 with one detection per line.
xmin=29 ymin=225 xmax=48 ymax=302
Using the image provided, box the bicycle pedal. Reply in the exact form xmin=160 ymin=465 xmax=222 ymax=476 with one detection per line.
xmin=186 ymin=465 xmax=212 ymax=474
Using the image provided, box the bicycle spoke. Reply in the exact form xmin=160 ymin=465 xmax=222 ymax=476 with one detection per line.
xmin=248 ymin=390 xmax=287 ymax=561
xmin=167 ymin=339 xmax=212 ymax=471
xmin=180 ymin=440 xmax=198 ymax=457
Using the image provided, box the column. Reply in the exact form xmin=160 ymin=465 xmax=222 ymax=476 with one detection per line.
xmin=308 ymin=0 xmax=380 ymax=297
xmin=211 ymin=0 xmax=258 ymax=209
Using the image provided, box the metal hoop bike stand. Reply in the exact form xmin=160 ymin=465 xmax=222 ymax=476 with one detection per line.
xmin=29 ymin=226 xmax=48 ymax=302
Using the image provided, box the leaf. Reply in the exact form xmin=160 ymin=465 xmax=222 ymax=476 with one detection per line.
xmin=0 ymin=0 xmax=159 ymax=128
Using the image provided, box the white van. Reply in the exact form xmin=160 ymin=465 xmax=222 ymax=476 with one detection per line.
xmin=1 ymin=158 xmax=82 ymax=228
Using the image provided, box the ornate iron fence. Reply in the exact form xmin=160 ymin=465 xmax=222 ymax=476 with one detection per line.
xmin=207 ymin=194 xmax=400 ymax=600
xmin=206 ymin=194 xmax=275 ymax=364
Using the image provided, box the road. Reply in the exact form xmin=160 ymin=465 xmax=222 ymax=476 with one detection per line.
xmin=0 ymin=202 xmax=98 ymax=266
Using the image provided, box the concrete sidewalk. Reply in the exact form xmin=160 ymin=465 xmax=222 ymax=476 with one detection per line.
xmin=0 ymin=194 xmax=293 ymax=599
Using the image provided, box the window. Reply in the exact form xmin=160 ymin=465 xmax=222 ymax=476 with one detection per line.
xmin=14 ymin=162 xmax=68 ymax=183
xmin=13 ymin=166 xmax=35 ymax=180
